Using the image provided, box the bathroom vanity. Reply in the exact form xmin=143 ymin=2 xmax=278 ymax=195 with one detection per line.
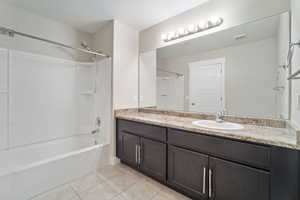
xmin=115 ymin=111 xmax=300 ymax=200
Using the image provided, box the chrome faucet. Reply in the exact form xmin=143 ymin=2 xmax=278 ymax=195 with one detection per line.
xmin=216 ymin=110 xmax=226 ymax=123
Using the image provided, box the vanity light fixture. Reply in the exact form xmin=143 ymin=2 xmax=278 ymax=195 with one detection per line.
xmin=161 ymin=16 xmax=223 ymax=42
xmin=177 ymin=27 xmax=186 ymax=37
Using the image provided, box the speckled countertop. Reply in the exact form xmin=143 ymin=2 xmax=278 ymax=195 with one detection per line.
xmin=115 ymin=110 xmax=300 ymax=150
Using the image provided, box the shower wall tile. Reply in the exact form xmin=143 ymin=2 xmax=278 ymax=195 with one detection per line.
xmin=0 ymin=48 xmax=8 ymax=92
xmin=10 ymin=51 xmax=79 ymax=147
xmin=0 ymin=93 xmax=8 ymax=150
xmin=77 ymin=63 xmax=96 ymax=134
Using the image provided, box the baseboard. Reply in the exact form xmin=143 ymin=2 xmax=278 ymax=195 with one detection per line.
xmin=110 ymin=156 xmax=120 ymax=165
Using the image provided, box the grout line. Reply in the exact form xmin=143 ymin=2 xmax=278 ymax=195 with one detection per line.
xmin=70 ymin=186 xmax=82 ymax=200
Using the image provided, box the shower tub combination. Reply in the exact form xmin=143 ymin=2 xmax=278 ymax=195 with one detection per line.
xmin=0 ymin=135 xmax=105 ymax=200
xmin=0 ymin=25 xmax=112 ymax=200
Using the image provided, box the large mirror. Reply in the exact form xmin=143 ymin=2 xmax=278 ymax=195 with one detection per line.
xmin=139 ymin=12 xmax=291 ymax=119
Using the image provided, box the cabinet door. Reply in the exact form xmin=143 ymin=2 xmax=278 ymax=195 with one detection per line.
xmin=168 ymin=145 xmax=209 ymax=200
xmin=119 ymin=132 xmax=140 ymax=168
xmin=209 ymin=157 xmax=269 ymax=200
xmin=140 ymin=138 xmax=166 ymax=182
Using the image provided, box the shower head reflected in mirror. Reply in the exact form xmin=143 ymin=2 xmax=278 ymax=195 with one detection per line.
xmin=81 ymin=41 xmax=91 ymax=50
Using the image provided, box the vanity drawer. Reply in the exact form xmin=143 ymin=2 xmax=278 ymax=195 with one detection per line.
xmin=117 ymin=119 xmax=167 ymax=142
xmin=168 ymin=128 xmax=271 ymax=170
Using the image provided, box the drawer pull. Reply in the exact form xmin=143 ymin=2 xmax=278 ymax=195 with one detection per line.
xmin=138 ymin=145 xmax=141 ymax=165
xmin=209 ymin=169 xmax=212 ymax=198
xmin=135 ymin=145 xmax=138 ymax=164
xmin=203 ymin=167 xmax=206 ymax=194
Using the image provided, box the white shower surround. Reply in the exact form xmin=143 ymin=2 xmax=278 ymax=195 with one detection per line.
xmin=0 ymin=48 xmax=112 ymax=199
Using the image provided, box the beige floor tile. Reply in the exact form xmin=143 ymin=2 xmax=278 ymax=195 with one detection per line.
xmin=106 ymin=173 xmax=140 ymax=192
xmin=71 ymin=173 xmax=105 ymax=193
xmin=110 ymin=194 xmax=129 ymax=200
xmin=156 ymin=187 xmax=192 ymax=200
xmin=151 ymin=193 xmax=172 ymax=200
xmin=33 ymin=164 xmax=191 ymax=200
xmin=116 ymin=164 xmax=141 ymax=175
xmin=79 ymin=183 xmax=120 ymax=200
xmin=97 ymin=165 xmax=125 ymax=179
xmin=31 ymin=185 xmax=79 ymax=200
xmin=121 ymin=179 xmax=160 ymax=200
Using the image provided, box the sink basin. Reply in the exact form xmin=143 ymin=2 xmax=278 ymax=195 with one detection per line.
xmin=192 ymin=120 xmax=244 ymax=130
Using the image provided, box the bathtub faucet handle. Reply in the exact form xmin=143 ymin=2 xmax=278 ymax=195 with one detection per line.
xmin=96 ymin=117 xmax=101 ymax=127
xmin=91 ymin=128 xmax=100 ymax=135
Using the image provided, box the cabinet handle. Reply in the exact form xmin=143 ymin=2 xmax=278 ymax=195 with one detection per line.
xmin=209 ymin=169 xmax=212 ymax=198
xmin=138 ymin=145 xmax=141 ymax=165
xmin=135 ymin=145 xmax=138 ymax=164
xmin=203 ymin=167 xmax=206 ymax=194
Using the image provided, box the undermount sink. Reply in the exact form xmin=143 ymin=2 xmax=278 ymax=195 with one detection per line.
xmin=192 ymin=120 xmax=244 ymax=130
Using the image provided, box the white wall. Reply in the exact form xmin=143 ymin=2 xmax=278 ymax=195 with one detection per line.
xmin=113 ymin=20 xmax=139 ymax=110
xmin=0 ymin=2 xmax=93 ymax=62
xmin=276 ymin=12 xmax=290 ymax=119
xmin=158 ymin=37 xmax=278 ymax=118
xmin=140 ymin=0 xmax=290 ymax=52
xmin=139 ymin=50 xmax=157 ymax=108
xmin=291 ymin=0 xmax=300 ymax=128
xmin=93 ymin=21 xmax=114 ymax=56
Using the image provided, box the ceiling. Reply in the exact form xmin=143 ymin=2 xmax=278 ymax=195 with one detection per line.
xmin=158 ymin=14 xmax=280 ymax=59
xmin=0 ymin=0 xmax=210 ymax=33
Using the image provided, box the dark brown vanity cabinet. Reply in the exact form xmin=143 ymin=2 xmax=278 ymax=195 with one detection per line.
xmin=168 ymin=145 xmax=269 ymax=200
xmin=116 ymin=119 xmax=300 ymax=200
xmin=209 ymin=157 xmax=269 ymax=200
xmin=117 ymin=119 xmax=167 ymax=182
xmin=139 ymin=137 xmax=166 ymax=181
xmin=168 ymin=145 xmax=209 ymax=199
xmin=118 ymin=132 xmax=140 ymax=167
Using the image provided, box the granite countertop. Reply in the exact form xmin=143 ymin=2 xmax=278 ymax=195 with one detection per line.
xmin=115 ymin=110 xmax=300 ymax=150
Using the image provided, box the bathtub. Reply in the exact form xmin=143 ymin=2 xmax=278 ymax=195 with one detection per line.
xmin=0 ymin=135 xmax=104 ymax=200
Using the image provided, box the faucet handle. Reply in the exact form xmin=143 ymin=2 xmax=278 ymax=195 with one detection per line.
xmin=217 ymin=110 xmax=225 ymax=116
xmin=221 ymin=109 xmax=227 ymax=115
xmin=216 ymin=109 xmax=227 ymax=123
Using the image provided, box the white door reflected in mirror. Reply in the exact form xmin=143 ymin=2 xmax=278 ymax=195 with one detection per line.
xmin=188 ymin=58 xmax=225 ymax=113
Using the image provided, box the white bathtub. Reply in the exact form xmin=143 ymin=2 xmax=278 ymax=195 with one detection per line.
xmin=0 ymin=135 xmax=104 ymax=200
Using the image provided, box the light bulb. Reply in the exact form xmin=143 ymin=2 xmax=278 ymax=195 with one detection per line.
xmin=198 ymin=21 xmax=208 ymax=30
xmin=209 ymin=16 xmax=222 ymax=26
xmin=187 ymin=24 xmax=197 ymax=33
xmin=167 ymin=32 xmax=175 ymax=40
xmin=161 ymin=33 xmax=167 ymax=41
xmin=177 ymin=27 xmax=186 ymax=36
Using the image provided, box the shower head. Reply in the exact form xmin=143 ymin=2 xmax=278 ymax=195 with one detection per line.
xmin=0 ymin=27 xmax=15 ymax=37
xmin=81 ymin=41 xmax=90 ymax=50
xmin=81 ymin=41 xmax=108 ymax=59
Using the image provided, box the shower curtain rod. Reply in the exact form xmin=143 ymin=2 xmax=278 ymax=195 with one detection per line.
xmin=0 ymin=26 xmax=110 ymax=58
xmin=158 ymin=68 xmax=184 ymax=77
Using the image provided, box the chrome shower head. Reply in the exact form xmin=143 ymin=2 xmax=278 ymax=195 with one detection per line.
xmin=81 ymin=41 xmax=90 ymax=50
xmin=0 ymin=27 xmax=15 ymax=37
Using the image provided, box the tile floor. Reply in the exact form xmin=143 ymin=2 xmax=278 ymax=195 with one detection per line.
xmin=31 ymin=164 xmax=191 ymax=200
